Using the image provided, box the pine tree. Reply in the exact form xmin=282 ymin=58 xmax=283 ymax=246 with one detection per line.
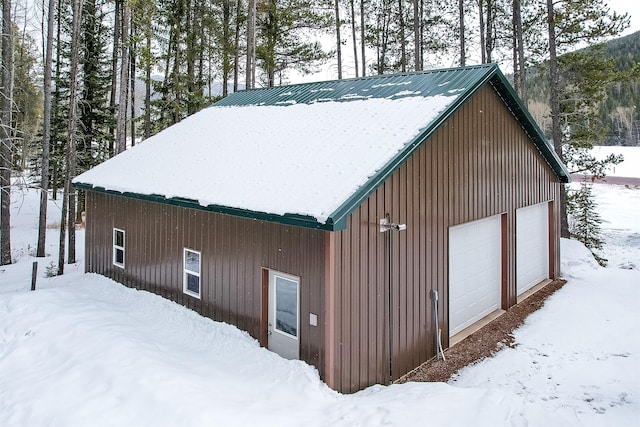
xmin=567 ymin=182 xmax=607 ymax=266
xmin=255 ymin=0 xmax=332 ymax=86
xmin=545 ymin=0 xmax=629 ymax=238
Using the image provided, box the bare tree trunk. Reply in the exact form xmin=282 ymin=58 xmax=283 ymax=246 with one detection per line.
xmin=458 ymin=0 xmax=465 ymax=66
xmin=246 ymin=0 xmax=256 ymax=89
xmin=1 ymin=0 xmax=14 ymax=265
xmin=222 ymin=0 xmax=231 ymax=95
xmin=51 ymin=0 xmax=61 ymax=200
xmin=144 ymin=33 xmax=151 ymax=139
xmin=397 ymin=0 xmax=406 ymax=72
xmin=413 ymin=0 xmax=420 ymax=71
xmin=485 ymin=0 xmax=493 ymax=62
xmin=350 ymin=0 xmax=358 ymax=77
xmin=360 ymin=0 xmax=366 ymax=76
xmin=65 ymin=0 xmax=83 ymax=266
xmin=116 ymin=1 xmax=130 ymax=154
xmin=109 ymin=0 xmax=120 ymax=155
xmin=479 ymin=0 xmax=485 ymax=63
xmin=57 ymin=179 xmax=67 ymax=274
xmin=233 ymin=0 xmax=242 ymax=91
xmin=546 ymin=0 xmax=569 ymax=238
xmin=37 ymin=0 xmax=57 ymax=257
xmin=513 ymin=0 xmax=526 ymax=102
xmin=130 ymin=11 xmax=136 ymax=146
xmin=335 ymin=0 xmax=342 ymax=79
xmin=419 ymin=0 xmax=424 ymax=70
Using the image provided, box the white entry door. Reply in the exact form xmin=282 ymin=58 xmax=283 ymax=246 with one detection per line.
xmin=268 ymin=270 xmax=300 ymax=360
xmin=449 ymin=215 xmax=502 ymax=337
xmin=516 ymin=202 xmax=550 ymax=295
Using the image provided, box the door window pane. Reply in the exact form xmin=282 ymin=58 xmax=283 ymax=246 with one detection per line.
xmin=275 ymin=276 xmax=298 ymax=337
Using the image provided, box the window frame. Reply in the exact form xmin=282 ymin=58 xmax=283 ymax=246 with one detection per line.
xmin=183 ymin=248 xmax=201 ymax=299
xmin=113 ymin=228 xmax=125 ymax=268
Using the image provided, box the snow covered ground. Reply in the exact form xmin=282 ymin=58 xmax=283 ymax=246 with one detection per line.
xmin=1 ymin=155 xmax=639 ymax=426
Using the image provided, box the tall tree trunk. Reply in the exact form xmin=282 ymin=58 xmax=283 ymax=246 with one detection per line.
xmin=334 ymin=0 xmax=342 ymax=79
xmin=65 ymin=0 xmax=83 ymax=266
xmin=546 ymin=0 xmax=568 ymax=238
xmin=246 ymin=0 xmax=256 ymax=89
xmin=116 ymin=1 xmax=130 ymax=154
xmin=479 ymin=0 xmax=485 ymax=63
xmin=109 ymin=0 xmax=121 ymax=156
xmin=144 ymin=33 xmax=151 ymax=139
xmin=397 ymin=0 xmax=406 ymax=72
xmin=360 ymin=0 xmax=365 ymax=76
xmin=37 ymin=0 xmax=57 ymax=258
xmin=513 ymin=0 xmax=526 ymax=101
xmin=51 ymin=0 xmax=62 ymax=201
xmin=458 ymin=0 xmax=465 ymax=66
xmin=57 ymin=176 xmax=67 ymax=274
xmin=0 ymin=0 xmax=14 ymax=265
xmin=485 ymin=0 xmax=493 ymax=62
xmin=130 ymin=12 xmax=136 ymax=146
xmin=350 ymin=0 xmax=358 ymax=77
xmin=413 ymin=0 xmax=420 ymax=71
xmin=222 ymin=0 xmax=231 ymax=95
xmin=233 ymin=0 xmax=242 ymax=91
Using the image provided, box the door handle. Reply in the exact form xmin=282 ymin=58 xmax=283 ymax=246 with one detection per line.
xmin=268 ymin=322 xmax=273 ymax=336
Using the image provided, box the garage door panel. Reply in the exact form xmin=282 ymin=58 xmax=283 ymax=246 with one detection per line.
xmin=516 ymin=203 xmax=549 ymax=295
xmin=449 ymin=215 xmax=502 ymax=337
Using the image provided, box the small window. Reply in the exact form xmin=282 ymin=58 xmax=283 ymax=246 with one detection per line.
xmin=183 ymin=248 xmax=201 ymax=298
xmin=113 ymin=228 xmax=125 ymax=268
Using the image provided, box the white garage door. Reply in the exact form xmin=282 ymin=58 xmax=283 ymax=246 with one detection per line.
xmin=449 ymin=215 xmax=502 ymax=337
xmin=516 ymin=202 xmax=549 ymax=295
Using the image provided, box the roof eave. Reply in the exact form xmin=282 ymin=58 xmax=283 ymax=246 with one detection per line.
xmin=74 ymin=182 xmax=340 ymax=231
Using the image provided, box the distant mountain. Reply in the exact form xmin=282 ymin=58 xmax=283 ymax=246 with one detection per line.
xmin=524 ymin=31 xmax=639 ymax=147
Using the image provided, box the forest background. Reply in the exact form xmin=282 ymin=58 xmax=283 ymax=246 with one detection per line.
xmin=0 ymin=0 xmax=638 ymax=270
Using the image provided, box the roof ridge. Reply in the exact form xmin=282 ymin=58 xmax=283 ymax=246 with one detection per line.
xmin=239 ymin=63 xmax=498 ymax=93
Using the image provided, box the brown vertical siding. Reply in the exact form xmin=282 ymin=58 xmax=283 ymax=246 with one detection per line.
xmin=84 ymin=82 xmax=562 ymax=395
xmin=84 ymin=191 xmax=326 ymax=377
xmin=331 ymin=83 xmax=561 ymax=392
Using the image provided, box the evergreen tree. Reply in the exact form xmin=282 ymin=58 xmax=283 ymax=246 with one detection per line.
xmin=255 ymin=0 xmax=332 ymax=87
xmin=79 ymin=0 xmax=114 ymax=168
xmin=12 ymin=29 xmax=42 ymax=173
xmin=545 ymin=0 xmax=628 ymax=237
xmin=567 ymin=182 xmax=606 ymax=266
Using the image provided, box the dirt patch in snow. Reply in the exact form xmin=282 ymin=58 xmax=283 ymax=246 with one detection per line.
xmin=396 ymin=279 xmax=567 ymax=384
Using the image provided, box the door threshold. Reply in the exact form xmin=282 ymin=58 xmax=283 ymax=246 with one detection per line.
xmin=517 ymin=279 xmax=552 ymax=304
xmin=450 ymin=309 xmax=506 ymax=347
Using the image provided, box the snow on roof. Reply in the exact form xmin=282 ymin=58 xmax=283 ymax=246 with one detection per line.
xmin=74 ymin=94 xmax=458 ymax=224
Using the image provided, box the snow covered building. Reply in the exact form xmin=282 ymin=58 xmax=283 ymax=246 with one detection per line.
xmin=74 ymin=64 xmax=570 ymax=393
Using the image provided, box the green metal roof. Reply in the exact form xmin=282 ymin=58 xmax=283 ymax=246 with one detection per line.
xmin=216 ymin=64 xmax=497 ymax=107
xmin=77 ymin=64 xmax=570 ymax=231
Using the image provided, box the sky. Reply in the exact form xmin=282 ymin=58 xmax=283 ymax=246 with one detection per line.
xmin=609 ymin=0 xmax=640 ymax=35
